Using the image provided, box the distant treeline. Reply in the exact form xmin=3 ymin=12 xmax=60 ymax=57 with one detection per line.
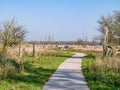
xmin=27 ymin=40 xmax=102 ymax=45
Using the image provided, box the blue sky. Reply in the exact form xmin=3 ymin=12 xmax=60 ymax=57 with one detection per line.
xmin=0 ymin=0 xmax=120 ymax=41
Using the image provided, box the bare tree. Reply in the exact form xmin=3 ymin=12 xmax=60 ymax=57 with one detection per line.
xmin=0 ymin=18 xmax=27 ymax=56
xmin=98 ymin=11 xmax=120 ymax=57
xmin=98 ymin=11 xmax=120 ymax=45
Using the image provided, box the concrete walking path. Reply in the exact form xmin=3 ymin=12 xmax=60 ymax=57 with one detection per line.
xmin=43 ymin=53 xmax=90 ymax=90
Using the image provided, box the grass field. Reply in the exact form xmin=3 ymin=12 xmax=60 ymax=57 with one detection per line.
xmin=82 ymin=53 xmax=120 ymax=90
xmin=0 ymin=51 xmax=74 ymax=90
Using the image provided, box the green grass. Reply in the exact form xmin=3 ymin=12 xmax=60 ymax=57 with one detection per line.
xmin=0 ymin=51 xmax=74 ymax=90
xmin=82 ymin=54 xmax=120 ymax=90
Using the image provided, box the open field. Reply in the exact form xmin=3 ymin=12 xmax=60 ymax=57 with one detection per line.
xmin=0 ymin=44 xmax=103 ymax=58
xmin=4 ymin=44 xmax=103 ymax=55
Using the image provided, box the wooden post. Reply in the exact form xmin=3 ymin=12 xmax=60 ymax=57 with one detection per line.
xmin=19 ymin=42 xmax=22 ymax=58
xmin=32 ymin=41 xmax=36 ymax=57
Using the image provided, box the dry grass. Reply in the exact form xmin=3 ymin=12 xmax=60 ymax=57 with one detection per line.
xmin=0 ymin=44 xmax=57 ymax=57
xmin=96 ymin=56 xmax=120 ymax=73
xmin=70 ymin=45 xmax=103 ymax=52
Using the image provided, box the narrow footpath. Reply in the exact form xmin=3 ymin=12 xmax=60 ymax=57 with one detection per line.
xmin=43 ymin=53 xmax=90 ymax=90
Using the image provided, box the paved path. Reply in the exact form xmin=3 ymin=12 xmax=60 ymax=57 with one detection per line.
xmin=43 ymin=53 xmax=90 ymax=90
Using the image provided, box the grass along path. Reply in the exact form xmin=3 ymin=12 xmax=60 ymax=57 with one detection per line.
xmin=82 ymin=54 xmax=120 ymax=90
xmin=0 ymin=51 xmax=74 ymax=90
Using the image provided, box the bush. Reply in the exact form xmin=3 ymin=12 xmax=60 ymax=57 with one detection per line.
xmin=0 ymin=58 xmax=20 ymax=80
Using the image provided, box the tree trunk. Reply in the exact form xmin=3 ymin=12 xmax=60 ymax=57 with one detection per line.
xmin=103 ymin=26 xmax=108 ymax=57
xmin=103 ymin=45 xmax=107 ymax=57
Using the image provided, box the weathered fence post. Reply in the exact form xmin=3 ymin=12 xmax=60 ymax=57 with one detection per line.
xmin=32 ymin=41 xmax=36 ymax=57
xmin=18 ymin=42 xmax=22 ymax=58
